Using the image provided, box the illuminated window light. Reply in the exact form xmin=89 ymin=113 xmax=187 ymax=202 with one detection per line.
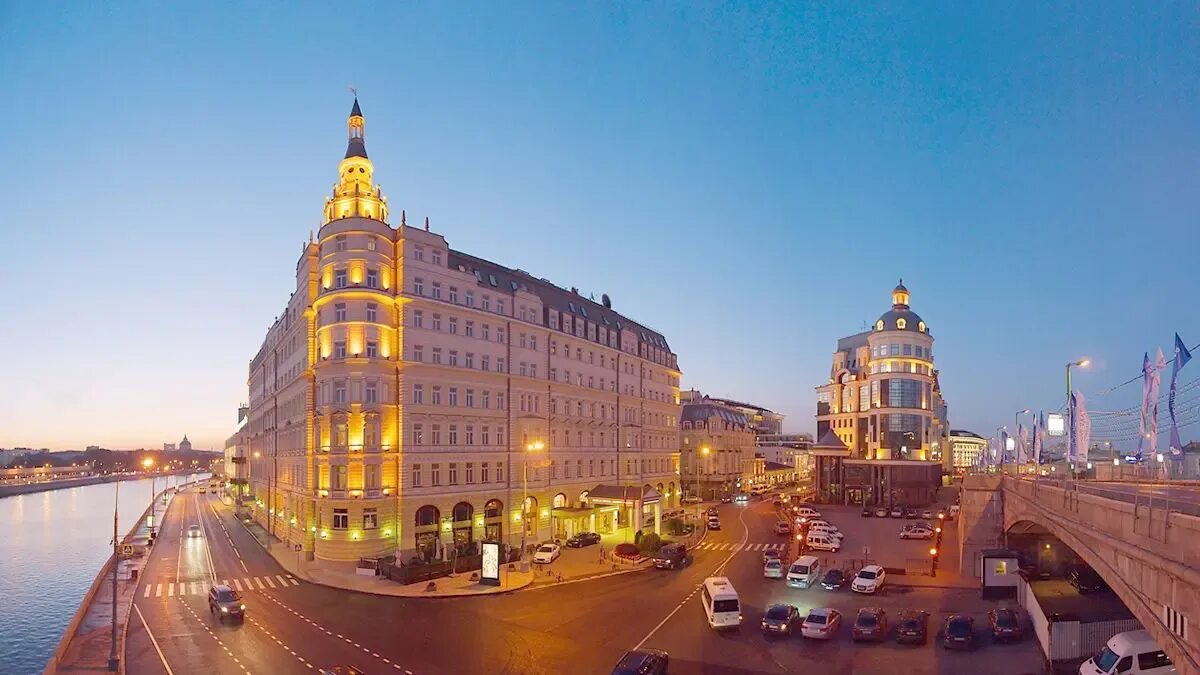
xmin=321 ymin=530 xmax=330 ymax=539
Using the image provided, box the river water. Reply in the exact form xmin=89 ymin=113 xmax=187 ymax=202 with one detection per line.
xmin=0 ymin=473 xmax=210 ymax=674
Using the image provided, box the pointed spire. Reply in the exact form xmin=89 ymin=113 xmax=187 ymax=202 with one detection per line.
xmin=350 ymin=97 xmax=363 ymax=118
xmin=424 ymin=217 xmax=430 ymax=232
xmin=401 ymin=210 xmax=406 ymax=226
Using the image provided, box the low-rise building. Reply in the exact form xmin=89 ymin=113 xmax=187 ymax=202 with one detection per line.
xmin=949 ymin=430 xmax=987 ymax=469
xmin=680 ymin=396 xmax=755 ymax=499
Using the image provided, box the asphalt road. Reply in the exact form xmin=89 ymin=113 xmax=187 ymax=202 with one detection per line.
xmin=124 ymin=492 xmax=1044 ymax=674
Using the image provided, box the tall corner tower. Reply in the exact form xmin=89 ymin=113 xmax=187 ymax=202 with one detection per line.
xmin=323 ymin=98 xmax=389 ymax=224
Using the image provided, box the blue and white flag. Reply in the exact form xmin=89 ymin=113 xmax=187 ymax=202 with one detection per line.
xmin=1169 ymin=334 xmax=1192 ymax=460
xmin=1033 ymin=412 xmax=1044 ymax=464
xmin=1018 ymin=424 xmax=1029 ymax=463
xmin=1137 ymin=352 xmax=1152 ymax=462
xmin=1000 ymin=429 xmax=1010 ymax=463
xmin=1148 ymin=348 xmax=1166 ymax=454
xmin=1070 ymin=390 xmax=1091 ymax=464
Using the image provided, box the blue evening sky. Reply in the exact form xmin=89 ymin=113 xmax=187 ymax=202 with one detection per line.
xmin=1 ymin=3 xmax=1197 ymax=451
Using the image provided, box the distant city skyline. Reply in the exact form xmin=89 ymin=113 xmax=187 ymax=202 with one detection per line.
xmin=2 ymin=4 xmax=1197 ymax=451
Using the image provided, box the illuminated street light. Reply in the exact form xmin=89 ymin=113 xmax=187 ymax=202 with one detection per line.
xmin=929 ymin=548 xmax=938 ymax=557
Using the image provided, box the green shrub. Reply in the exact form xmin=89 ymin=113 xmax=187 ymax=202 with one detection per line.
xmin=638 ymin=532 xmax=662 ymax=553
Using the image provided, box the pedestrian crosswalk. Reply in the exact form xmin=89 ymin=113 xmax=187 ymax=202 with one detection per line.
xmin=690 ymin=542 xmax=787 ymax=553
xmin=143 ymin=574 xmax=300 ymax=598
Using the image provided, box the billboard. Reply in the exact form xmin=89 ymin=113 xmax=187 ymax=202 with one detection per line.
xmin=480 ymin=542 xmax=501 ymax=587
xmin=1046 ymin=413 xmax=1066 ymax=437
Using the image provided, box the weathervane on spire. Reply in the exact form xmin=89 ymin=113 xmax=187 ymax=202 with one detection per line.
xmin=350 ymin=86 xmax=358 ymax=98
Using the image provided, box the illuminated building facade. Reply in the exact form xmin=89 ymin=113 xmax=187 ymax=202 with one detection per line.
xmin=680 ymin=396 xmax=756 ymax=499
xmin=811 ymin=282 xmax=947 ymax=506
xmin=244 ymin=100 xmax=681 ymax=562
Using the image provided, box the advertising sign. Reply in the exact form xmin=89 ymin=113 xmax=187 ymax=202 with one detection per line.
xmin=1046 ymin=413 xmax=1066 ymax=437
xmin=481 ymin=542 xmax=501 ymax=587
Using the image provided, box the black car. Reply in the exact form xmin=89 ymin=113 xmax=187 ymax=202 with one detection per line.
xmin=861 ymin=507 xmax=873 ymax=517
xmin=565 ymin=532 xmax=602 ymax=548
xmin=895 ymin=610 xmax=929 ymax=645
xmin=706 ymin=507 xmax=719 ymax=517
xmin=851 ymin=607 xmax=888 ymax=642
xmin=612 ymin=648 xmax=669 ymax=675
xmin=988 ymin=608 xmax=1024 ymax=642
xmin=941 ymin=615 xmax=977 ymax=650
xmin=654 ymin=543 xmax=689 ymax=570
xmin=820 ymin=569 xmax=846 ymax=590
xmin=760 ymin=603 xmax=801 ymax=636
xmin=1067 ymin=566 xmax=1107 ymax=593
xmin=904 ymin=508 xmax=920 ymax=519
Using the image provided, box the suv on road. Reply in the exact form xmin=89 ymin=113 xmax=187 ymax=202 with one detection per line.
xmin=208 ymin=585 xmax=245 ymax=622
xmin=654 ymin=543 xmax=689 ymax=570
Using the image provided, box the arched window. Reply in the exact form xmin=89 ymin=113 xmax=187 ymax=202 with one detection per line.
xmin=918 ymin=321 xmax=926 ymax=333
xmin=553 ymin=493 xmax=567 ymax=508
xmin=415 ymin=505 xmax=440 ymax=527
xmin=579 ymin=490 xmax=590 ymax=505
xmin=452 ymin=502 xmax=473 ymax=523
xmin=896 ymin=318 xmax=907 ymax=330
xmin=876 ymin=320 xmax=884 ymax=330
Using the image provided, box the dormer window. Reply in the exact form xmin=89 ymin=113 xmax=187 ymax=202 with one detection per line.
xmin=896 ymin=318 xmax=907 ymax=330
xmin=918 ymin=321 xmax=926 ymax=332
xmin=875 ymin=320 xmax=884 ymax=331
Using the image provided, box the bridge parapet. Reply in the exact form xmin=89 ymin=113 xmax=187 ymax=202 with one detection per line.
xmin=1000 ymin=477 xmax=1200 ymax=672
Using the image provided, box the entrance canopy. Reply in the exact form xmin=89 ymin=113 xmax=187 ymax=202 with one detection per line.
xmin=585 ymin=484 xmax=662 ymax=506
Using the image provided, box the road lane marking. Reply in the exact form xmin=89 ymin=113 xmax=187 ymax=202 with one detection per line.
xmin=232 ymin=579 xmax=243 ymax=591
xmin=243 ymin=577 xmax=254 ymax=589
xmin=288 ymin=576 xmax=299 ymax=586
xmin=632 ymin=499 xmax=752 ymax=651
xmin=254 ymin=577 xmax=265 ymax=590
xmin=167 ymin=583 xmax=174 ymax=597
xmin=155 ymin=584 xmax=163 ymax=597
xmin=263 ymin=576 xmax=277 ymax=589
xmin=133 ymin=603 xmax=175 ymax=675
xmin=144 ymin=585 xmax=152 ymax=598
xmin=275 ymin=575 xmax=289 ymax=587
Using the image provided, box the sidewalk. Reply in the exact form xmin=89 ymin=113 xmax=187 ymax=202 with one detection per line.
xmin=229 ymin=504 xmax=535 ymax=598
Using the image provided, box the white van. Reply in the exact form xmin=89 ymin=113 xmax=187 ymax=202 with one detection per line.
xmin=786 ymin=555 xmax=821 ymax=589
xmin=795 ymin=507 xmax=821 ymax=520
xmin=806 ymin=532 xmax=841 ymax=552
xmin=1080 ymin=630 xmax=1176 ymax=675
xmin=701 ymin=577 xmax=742 ymax=630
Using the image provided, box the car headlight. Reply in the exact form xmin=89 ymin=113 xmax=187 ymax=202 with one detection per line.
xmin=221 ymin=607 xmax=229 ymax=613
xmin=239 ymin=604 xmax=246 ymax=610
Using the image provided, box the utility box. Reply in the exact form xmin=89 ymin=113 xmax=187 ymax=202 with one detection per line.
xmin=980 ymin=548 xmax=1021 ymax=600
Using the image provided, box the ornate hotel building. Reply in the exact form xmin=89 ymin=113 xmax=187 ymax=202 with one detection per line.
xmin=811 ymin=282 xmax=948 ymax=506
xmin=241 ymin=100 xmax=681 ymax=562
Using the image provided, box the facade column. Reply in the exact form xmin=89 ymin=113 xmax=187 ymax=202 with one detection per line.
xmin=653 ymin=502 xmax=661 ymax=534
xmin=589 ymin=511 xmax=596 ymax=533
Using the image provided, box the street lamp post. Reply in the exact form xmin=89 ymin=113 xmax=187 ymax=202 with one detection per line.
xmin=522 ymin=441 xmax=545 ymax=556
xmin=142 ymin=457 xmax=156 ymax=537
xmin=1065 ymin=358 xmax=1090 ymax=473
xmin=695 ymin=446 xmax=710 ymax=514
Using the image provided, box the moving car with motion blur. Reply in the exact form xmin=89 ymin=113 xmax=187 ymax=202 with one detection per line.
xmin=611 ymin=648 xmax=669 ymax=675
xmin=187 ymin=524 xmax=202 ymax=538
xmin=763 ymin=558 xmax=784 ymax=579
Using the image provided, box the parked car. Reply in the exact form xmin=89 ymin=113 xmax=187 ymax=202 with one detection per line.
xmin=720 ymin=495 xmax=732 ymax=503
xmin=187 ymin=524 xmax=202 ymax=538
xmin=207 ymin=585 xmax=245 ymax=623
xmin=904 ymin=508 xmax=920 ymax=519
xmin=806 ymin=532 xmax=841 ymax=553
xmin=895 ymin=610 xmax=929 ymax=645
xmin=809 ymin=526 xmax=844 ymax=542
xmin=532 ymin=543 xmax=561 ymax=564
xmin=654 ymin=543 xmax=689 ymax=570
xmin=319 ymin=667 xmax=365 ymax=675
xmin=900 ymin=525 xmax=934 ymax=540
xmin=774 ymin=521 xmax=792 ymax=535
xmin=941 ymin=615 xmax=977 ymax=650
xmin=762 ymin=548 xmax=782 ymax=564
xmin=988 ymin=607 xmax=1025 ymax=642
xmin=565 ymin=532 xmax=601 ymax=548
xmin=1068 ymin=566 xmax=1108 ymax=594
xmin=852 ymin=607 xmax=888 ymax=642
xmin=875 ymin=507 xmax=889 ymax=518
xmin=611 ymin=648 xmax=669 ymax=675
xmin=801 ymin=608 xmax=842 ymax=640
xmin=820 ymin=568 xmax=846 ymax=590
xmin=734 ymin=494 xmax=750 ymax=504
xmin=852 ymin=565 xmax=886 ymax=594
xmin=707 ymin=518 xmax=721 ymax=531
xmin=889 ymin=506 xmax=904 ymax=518
xmin=706 ymin=507 xmax=720 ymax=517
xmin=760 ymin=604 xmax=801 ymax=636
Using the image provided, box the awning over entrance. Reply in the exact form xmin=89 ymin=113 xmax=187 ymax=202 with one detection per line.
xmin=585 ymin=484 xmax=662 ymax=506
xmin=551 ymin=506 xmax=593 ymax=515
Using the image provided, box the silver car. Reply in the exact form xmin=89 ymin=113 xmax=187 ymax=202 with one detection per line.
xmin=187 ymin=524 xmax=202 ymax=538
xmin=207 ymin=585 xmax=245 ymax=622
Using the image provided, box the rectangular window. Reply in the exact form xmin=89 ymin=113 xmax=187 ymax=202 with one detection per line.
xmin=413 ymin=345 xmax=424 ymax=361
xmin=367 ymin=238 xmax=376 ymax=251
xmin=334 ymin=385 xmax=347 ymax=404
xmin=366 ymin=303 xmax=378 ymax=323
xmin=482 ymin=295 xmax=491 ymax=311
xmin=335 ymin=270 xmax=347 ymax=288
xmin=431 ymin=463 xmax=441 ymax=486
xmin=333 ymin=464 xmax=348 ymax=489
xmin=334 ymin=341 xmax=347 ymax=359
xmin=413 ymin=245 xmax=424 ymax=261
xmin=519 ymin=362 xmax=527 ymax=377
xmin=497 ymin=358 xmax=505 ymax=372
xmin=413 ymin=310 xmax=423 ymax=328
xmin=414 ymin=278 xmax=424 ymax=295
xmin=449 ymin=317 xmax=458 ymax=334
xmin=366 ymin=269 xmax=379 ymax=289
xmin=449 ymin=287 xmax=458 ymax=303
xmin=413 ymin=425 xmax=424 ymax=445
xmin=466 ymin=389 xmax=475 ymax=407
xmin=482 ymin=426 xmax=490 ymax=445
xmin=903 ymin=343 xmax=913 ymax=356
xmin=413 ymin=384 xmax=424 ymax=404
xmin=365 ymin=383 xmax=378 ymax=403
xmin=432 ymin=250 xmax=442 ymax=265
xmin=365 ymin=464 xmax=379 ymax=489
xmin=432 ymin=283 xmax=442 ymax=300
xmin=333 ymin=509 xmax=349 ymax=529
xmin=431 ymin=425 xmax=441 ymax=445
xmin=466 ymin=291 xmax=475 ymax=307
xmin=482 ymin=391 xmax=490 ymax=409
xmin=432 ymin=348 xmax=442 ymax=364
xmin=449 ymin=387 xmax=458 ymax=406
xmin=431 ymin=386 xmax=442 ymax=405
xmin=496 ymin=462 xmax=504 ymax=482
xmin=497 ymin=393 xmax=506 ymax=409
xmin=363 ymin=508 xmax=378 ymax=529
xmin=449 ymin=462 xmax=458 ymax=484
xmin=366 ymin=341 xmax=378 ymax=358
xmin=412 ymin=463 xmax=422 ymax=486
xmin=482 ymin=324 xmax=491 ymax=341
xmin=466 ymin=462 xmax=474 ymax=483
xmin=449 ymin=350 xmax=458 ymax=367
xmin=890 ymin=343 xmax=900 ymax=356
xmin=334 ymin=303 xmax=347 ymax=322
xmin=481 ymin=462 xmax=489 ymax=482
xmin=335 ymin=236 xmax=347 ymax=252
xmin=530 ymin=336 xmax=537 ymax=351
xmin=432 ymin=314 xmax=442 ymax=331
xmin=465 ymin=321 xmax=474 ymax=337
xmin=481 ymin=355 xmax=490 ymax=371
xmin=520 ymin=333 xmax=528 ymax=349
xmin=465 ymin=353 xmax=474 ymax=369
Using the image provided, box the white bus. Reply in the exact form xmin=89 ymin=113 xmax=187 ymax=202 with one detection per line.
xmin=701 ymin=577 xmax=742 ymax=629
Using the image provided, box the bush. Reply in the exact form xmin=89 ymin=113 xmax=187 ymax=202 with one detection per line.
xmin=613 ymin=543 xmax=641 ymax=559
xmin=666 ymin=518 xmax=685 ymax=536
xmin=638 ymin=532 xmax=663 ymax=553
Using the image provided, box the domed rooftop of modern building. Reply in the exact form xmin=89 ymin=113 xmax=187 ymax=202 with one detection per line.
xmin=875 ymin=279 xmax=928 ymax=334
